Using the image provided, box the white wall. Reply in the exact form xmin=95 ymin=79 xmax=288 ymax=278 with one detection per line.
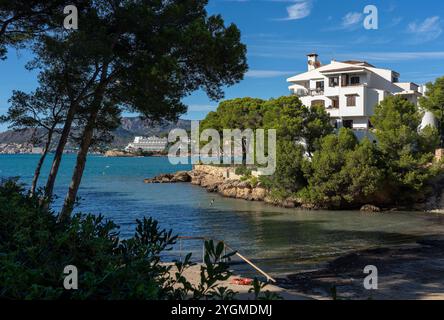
xmin=364 ymin=88 xmax=380 ymax=116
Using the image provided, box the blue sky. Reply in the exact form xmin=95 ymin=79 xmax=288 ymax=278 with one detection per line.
xmin=1 ymin=0 xmax=444 ymax=131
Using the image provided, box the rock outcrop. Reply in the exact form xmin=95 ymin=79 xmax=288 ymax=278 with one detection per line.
xmin=145 ymin=165 xmax=273 ymax=203
xmin=412 ymin=173 xmax=444 ymax=213
xmin=104 ymin=150 xmax=135 ymax=157
xmin=144 ymin=171 xmax=191 ymax=183
xmin=360 ymin=204 xmax=381 ymax=212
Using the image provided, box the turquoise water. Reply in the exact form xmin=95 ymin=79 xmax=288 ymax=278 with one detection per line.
xmin=1 ymin=154 xmax=444 ymax=277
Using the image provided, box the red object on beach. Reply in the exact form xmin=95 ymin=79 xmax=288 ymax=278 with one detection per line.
xmin=230 ymin=277 xmax=253 ymax=286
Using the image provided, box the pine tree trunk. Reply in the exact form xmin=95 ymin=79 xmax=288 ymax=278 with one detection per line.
xmin=44 ymin=102 xmax=78 ymax=200
xmin=58 ymin=64 xmax=109 ymax=222
xmin=242 ymin=137 xmax=247 ymax=165
xmin=30 ymin=128 xmax=54 ymax=197
xmin=58 ymin=108 xmax=99 ymax=222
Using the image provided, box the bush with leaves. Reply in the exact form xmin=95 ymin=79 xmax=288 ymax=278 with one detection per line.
xmin=301 ymin=129 xmax=385 ymax=208
xmin=371 ymin=95 xmax=441 ymax=198
xmin=0 ymin=179 xmax=275 ymax=300
xmin=419 ymin=76 xmax=444 ymax=146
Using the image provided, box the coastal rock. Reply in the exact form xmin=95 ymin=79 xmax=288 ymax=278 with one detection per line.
xmin=200 ymin=174 xmax=224 ymax=191
xmin=416 ymin=173 xmax=444 ymax=212
xmin=220 ymin=187 xmax=237 ymax=198
xmin=145 ymin=165 xmax=311 ymax=207
xmin=360 ymin=204 xmax=381 ymax=212
xmin=264 ymin=196 xmax=295 ymax=208
xmin=237 ymin=181 xmax=251 ymax=188
xmin=144 ymin=173 xmax=173 ymax=183
xmin=236 ymin=187 xmax=251 ymax=200
xmin=144 ymin=172 xmax=191 ymax=183
xmin=189 ymin=171 xmax=202 ymax=185
xmin=105 ymin=150 xmax=135 ymax=157
xmin=171 ymin=171 xmax=191 ymax=182
xmin=251 ymin=187 xmax=267 ymax=201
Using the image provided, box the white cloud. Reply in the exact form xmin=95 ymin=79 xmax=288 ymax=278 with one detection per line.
xmin=227 ymin=0 xmax=313 ymax=21
xmin=276 ymin=0 xmax=312 ymax=21
xmin=341 ymin=12 xmax=363 ymax=28
xmin=286 ymin=1 xmax=311 ymax=20
xmin=246 ymin=70 xmax=295 ymax=78
xmin=322 ymin=12 xmax=363 ymax=31
xmin=407 ymin=16 xmax=442 ymax=43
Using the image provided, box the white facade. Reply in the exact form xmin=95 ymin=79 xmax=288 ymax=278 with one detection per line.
xmin=125 ymin=136 xmax=168 ymax=152
xmin=287 ymin=54 xmax=424 ymax=134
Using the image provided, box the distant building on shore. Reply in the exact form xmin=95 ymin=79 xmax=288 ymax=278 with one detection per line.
xmin=125 ymin=136 xmax=168 ymax=152
xmin=0 ymin=143 xmax=43 ymax=154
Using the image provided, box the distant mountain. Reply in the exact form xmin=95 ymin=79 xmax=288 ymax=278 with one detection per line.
xmin=0 ymin=117 xmax=191 ymax=148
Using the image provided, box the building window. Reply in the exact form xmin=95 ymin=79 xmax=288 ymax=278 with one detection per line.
xmin=331 ymin=97 xmax=339 ymax=108
xmin=346 ymin=95 xmax=357 ymax=106
xmin=343 ymin=120 xmax=353 ymax=129
xmin=392 ymin=76 xmax=399 ymax=83
xmin=316 ymin=81 xmax=324 ymax=91
xmin=350 ymin=76 xmax=360 ymax=85
xmin=329 ymin=77 xmax=339 ymax=87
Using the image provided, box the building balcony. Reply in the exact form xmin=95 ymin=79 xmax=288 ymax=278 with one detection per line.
xmin=292 ymin=88 xmax=324 ymax=97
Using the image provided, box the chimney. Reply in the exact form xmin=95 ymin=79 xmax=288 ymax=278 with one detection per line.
xmin=307 ymin=53 xmax=320 ymax=71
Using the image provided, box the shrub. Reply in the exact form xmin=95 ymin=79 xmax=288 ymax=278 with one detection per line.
xmin=372 ymin=96 xmax=441 ymax=196
xmin=235 ymin=166 xmax=252 ymax=177
xmin=302 ymin=130 xmax=384 ymax=208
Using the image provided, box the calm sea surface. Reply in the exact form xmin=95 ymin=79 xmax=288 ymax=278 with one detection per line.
xmin=1 ymin=154 xmax=444 ymax=277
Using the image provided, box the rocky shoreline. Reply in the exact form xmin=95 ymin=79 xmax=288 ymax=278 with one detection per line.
xmin=144 ymin=165 xmax=291 ymax=206
xmin=144 ymin=165 xmax=444 ymax=213
xmin=143 ymin=165 xmax=380 ymax=210
xmin=104 ymin=149 xmax=167 ymax=157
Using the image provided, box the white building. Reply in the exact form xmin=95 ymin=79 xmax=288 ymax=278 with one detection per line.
xmin=125 ymin=136 xmax=168 ymax=152
xmin=287 ymin=53 xmax=426 ymax=138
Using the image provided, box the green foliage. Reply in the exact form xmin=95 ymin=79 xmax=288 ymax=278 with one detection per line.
xmin=371 ymin=96 xmax=422 ymax=156
xmin=249 ymin=278 xmax=282 ymax=300
xmin=249 ymin=176 xmax=259 ymax=187
xmin=302 ymin=129 xmax=364 ymax=208
xmin=0 ymin=0 xmax=83 ymax=59
xmin=340 ymin=139 xmax=385 ymax=203
xmin=419 ymin=125 xmax=441 ymax=154
xmin=262 ymin=96 xmax=333 ymax=154
xmin=200 ymin=94 xmax=443 ymax=208
xmin=302 ymin=129 xmax=387 ymax=208
xmin=301 ymin=96 xmax=442 ymax=208
xmin=270 ymin=141 xmax=307 ymax=193
xmin=372 ymin=96 xmax=439 ymax=195
xmin=258 ymin=175 xmax=274 ymax=190
xmin=0 ymin=180 xmax=273 ymax=300
xmin=419 ymin=76 xmax=444 ymax=146
xmin=202 ymin=98 xmax=265 ymax=132
xmin=235 ymin=166 xmax=252 ymax=176
xmin=201 ymin=95 xmax=333 ymax=187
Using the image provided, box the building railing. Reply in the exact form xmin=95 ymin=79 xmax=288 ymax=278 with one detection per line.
xmin=175 ymin=236 xmax=276 ymax=283
xmin=293 ymin=88 xmax=324 ymax=97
